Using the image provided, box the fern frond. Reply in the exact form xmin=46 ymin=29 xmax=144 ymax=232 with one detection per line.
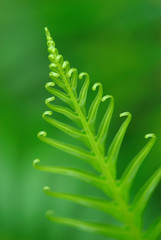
xmin=34 ymin=28 xmax=161 ymax=240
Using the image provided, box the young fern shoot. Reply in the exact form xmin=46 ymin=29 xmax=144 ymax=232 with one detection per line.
xmin=33 ymin=28 xmax=161 ymax=240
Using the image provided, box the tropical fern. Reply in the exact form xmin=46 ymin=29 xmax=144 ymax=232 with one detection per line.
xmin=33 ymin=28 xmax=161 ymax=240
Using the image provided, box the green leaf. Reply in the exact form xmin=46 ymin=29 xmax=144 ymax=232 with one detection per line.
xmin=67 ymin=68 xmax=78 ymax=97
xmin=49 ymin=62 xmax=59 ymax=73
xmin=106 ymin=112 xmax=132 ymax=178
xmin=97 ymin=95 xmax=114 ymax=155
xmin=33 ymin=159 xmax=113 ymax=197
xmin=43 ymin=186 xmax=120 ymax=220
xmin=46 ymin=211 xmax=130 ymax=240
xmin=88 ymin=82 xmax=103 ymax=133
xmin=62 ymin=61 xmax=70 ymax=74
xmin=55 ymin=54 xmax=64 ymax=66
xmin=49 ymin=71 xmax=66 ymax=90
xmin=45 ymin=96 xmax=81 ymax=126
xmin=37 ymin=131 xmax=100 ymax=171
xmin=120 ymin=134 xmax=156 ymax=200
xmin=42 ymin=111 xmax=89 ymax=147
xmin=45 ymin=82 xmax=73 ymax=107
xmin=78 ymin=72 xmax=90 ymax=115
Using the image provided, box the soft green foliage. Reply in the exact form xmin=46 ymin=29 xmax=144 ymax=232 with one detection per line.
xmin=33 ymin=28 xmax=161 ymax=240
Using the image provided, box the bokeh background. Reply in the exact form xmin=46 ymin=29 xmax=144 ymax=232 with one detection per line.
xmin=0 ymin=0 xmax=161 ymax=239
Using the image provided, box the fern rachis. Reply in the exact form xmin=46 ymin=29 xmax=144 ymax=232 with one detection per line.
xmin=33 ymin=28 xmax=161 ymax=240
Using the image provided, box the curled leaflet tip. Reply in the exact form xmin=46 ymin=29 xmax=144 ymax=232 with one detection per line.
xmin=62 ymin=61 xmax=70 ymax=72
xmin=45 ymin=28 xmax=53 ymax=43
xmin=45 ymin=97 xmax=55 ymax=104
xmin=55 ymin=54 xmax=64 ymax=64
xmin=101 ymin=95 xmax=113 ymax=102
xmin=42 ymin=111 xmax=52 ymax=118
xmin=145 ymin=133 xmax=156 ymax=139
xmin=45 ymin=82 xmax=55 ymax=88
xmin=48 ymin=45 xmax=55 ymax=53
xmin=119 ymin=112 xmax=131 ymax=118
xmin=33 ymin=159 xmax=40 ymax=167
xmin=49 ymin=71 xmax=60 ymax=78
xmin=78 ymin=72 xmax=89 ymax=79
xmin=37 ymin=131 xmax=47 ymax=138
xmin=43 ymin=186 xmax=50 ymax=192
xmin=92 ymin=82 xmax=102 ymax=91
xmin=51 ymin=48 xmax=58 ymax=55
xmin=44 ymin=27 xmax=49 ymax=36
xmin=67 ymin=68 xmax=77 ymax=78
xmin=49 ymin=63 xmax=57 ymax=68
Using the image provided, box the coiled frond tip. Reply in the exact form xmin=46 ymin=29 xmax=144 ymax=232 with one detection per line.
xmin=101 ymin=95 xmax=113 ymax=102
xmin=92 ymin=82 xmax=102 ymax=91
xmin=67 ymin=68 xmax=77 ymax=78
xmin=43 ymin=186 xmax=50 ymax=192
xmin=37 ymin=131 xmax=47 ymax=138
xmin=119 ymin=112 xmax=131 ymax=118
xmin=78 ymin=72 xmax=89 ymax=79
xmin=44 ymin=27 xmax=49 ymax=34
xmin=33 ymin=159 xmax=40 ymax=167
xmin=45 ymin=82 xmax=55 ymax=89
xmin=42 ymin=111 xmax=52 ymax=118
xmin=145 ymin=133 xmax=156 ymax=139
xmin=45 ymin=97 xmax=55 ymax=104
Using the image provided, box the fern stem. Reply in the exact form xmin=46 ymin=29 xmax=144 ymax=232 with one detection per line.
xmin=56 ymin=61 xmax=143 ymax=240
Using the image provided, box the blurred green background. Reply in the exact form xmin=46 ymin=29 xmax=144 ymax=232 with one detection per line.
xmin=0 ymin=0 xmax=161 ymax=239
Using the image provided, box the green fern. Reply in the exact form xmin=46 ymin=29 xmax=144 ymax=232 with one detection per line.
xmin=33 ymin=28 xmax=161 ymax=240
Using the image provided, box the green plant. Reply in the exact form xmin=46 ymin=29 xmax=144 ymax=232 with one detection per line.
xmin=33 ymin=28 xmax=161 ymax=240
